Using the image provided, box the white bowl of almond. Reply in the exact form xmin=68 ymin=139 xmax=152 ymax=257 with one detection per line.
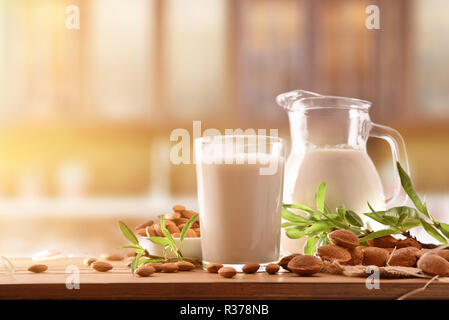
xmin=135 ymin=205 xmax=202 ymax=260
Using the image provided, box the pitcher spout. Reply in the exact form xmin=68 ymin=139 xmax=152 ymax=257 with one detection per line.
xmin=276 ymin=89 xmax=321 ymax=111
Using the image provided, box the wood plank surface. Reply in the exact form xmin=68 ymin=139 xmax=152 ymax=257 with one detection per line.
xmin=0 ymin=258 xmax=448 ymax=300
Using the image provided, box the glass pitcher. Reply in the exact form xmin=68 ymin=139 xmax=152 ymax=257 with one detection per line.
xmin=276 ymin=89 xmax=410 ymax=216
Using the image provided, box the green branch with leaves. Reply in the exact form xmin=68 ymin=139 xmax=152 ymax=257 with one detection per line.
xmin=118 ymin=213 xmax=199 ymax=273
xmin=282 ymin=162 xmax=449 ymax=254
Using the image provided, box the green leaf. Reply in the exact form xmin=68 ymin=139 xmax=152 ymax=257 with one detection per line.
xmin=397 ymin=162 xmax=430 ymax=218
xmin=149 ymin=236 xmax=171 ymax=246
xmin=315 ymin=182 xmax=327 ymax=213
xmin=118 ymin=221 xmax=139 ymax=245
xmin=285 ymin=227 xmax=305 ymax=239
xmin=303 ymin=221 xmax=333 ymax=236
xmin=420 ymin=219 xmax=447 ymax=244
xmin=304 ymin=237 xmax=317 ymax=255
xmin=281 ymin=221 xmax=308 ymax=228
xmin=139 ymin=258 xmax=165 ymax=265
xmin=116 ymin=244 xmax=143 ymax=250
xmin=321 ymin=211 xmax=348 ymax=229
xmin=159 ymin=216 xmax=180 ymax=259
xmin=283 ymin=203 xmax=315 ymax=214
xmin=131 ymin=251 xmax=143 ymax=274
xmin=359 ymin=229 xmax=398 ymax=242
xmin=345 ymin=210 xmax=364 ymax=227
xmin=180 ymin=213 xmax=199 ymax=241
xmin=282 ymin=207 xmax=308 ymax=223
xmin=436 ymin=222 xmax=449 ymax=239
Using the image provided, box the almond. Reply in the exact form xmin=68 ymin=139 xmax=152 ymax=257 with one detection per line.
xmin=172 ymin=233 xmax=181 ymax=238
xmin=278 ymin=254 xmax=301 ymax=272
xmin=317 ymin=244 xmax=352 ymax=264
xmin=206 ymin=263 xmax=223 ymax=273
xmin=416 ymin=249 xmax=430 ymax=259
xmin=287 ymin=255 xmax=322 ymax=276
xmin=367 ymin=235 xmax=398 ymax=248
xmin=92 ymin=261 xmax=113 ymax=272
xmin=136 ymin=228 xmax=147 ymax=236
xmin=175 ymin=218 xmax=189 ymax=226
xmin=166 ymin=224 xmax=180 ymax=234
xmin=173 ymin=204 xmax=186 ymax=212
xmin=28 ymin=264 xmax=48 ymax=273
xmin=103 ymin=253 xmax=123 ymax=261
xmin=362 ymin=247 xmax=389 ymax=266
xmin=418 ymin=254 xmax=449 ymax=277
xmin=148 ymin=262 xmax=163 ymax=272
xmin=218 ymin=267 xmax=237 ymax=278
xmin=388 ymin=247 xmax=417 ymax=267
xmin=181 ymin=210 xmax=197 ymax=219
xmin=176 ymin=261 xmax=196 ymax=271
xmin=242 ymin=263 xmax=260 ymax=274
xmin=347 ymin=246 xmax=364 ymax=265
xmin=329 ymin=229 xmax=359 ymax=248
xmin=165 ymin=212 xmax=181 ymax=220
xmin=265 ymin=264 xmax=280 ymax=274
xmin=161 ymin=263 xmax=178 ymax=273
xmin=397 ymin=237 xmax=422 ymax=249
xmin=135 ymin=220 xmax=154 ymax=230
xmin=153 ymin=223 xmax=164 ymax=237
xmin=146 ymin=225 xmax=157 ymax=237
xmin=193 ymin=228 xmax=201 ymax=236
xmin=84 ymin=257 xmax=97 ymax=266
xmin=437 ymin=250 xmax=449 ymax=262
xmin=135 ymin=265 xmax=156 ymax=277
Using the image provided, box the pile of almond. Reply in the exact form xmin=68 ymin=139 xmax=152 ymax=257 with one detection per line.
xmin=279 ymin=229 xmax=449 ymax=278
xmin=134 ymin=205 xmax=200 ymax=238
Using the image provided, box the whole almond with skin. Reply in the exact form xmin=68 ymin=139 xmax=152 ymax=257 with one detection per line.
xmin=287 ymin=255 xmax=322 ymax=276
xmin=165 ymin=212 xmax=181 ymax=220
xmin=418 ymin=254 xmax=449 ymax=277
xmin=242 ymin=264 xmax=260 ymax=274
xmin=182 ymin=210 xmax=197 ymax=219
xmin=153 ymin=223 xmax=164 ymax=237
xmin=437 ymin=250 xmax=449 ymax=262
xmin=362 ymin=247 xmax=389 ymax=266
xmin=148 ymin=262 xmax=163 ymax=272
xmin=146 ymin=225 xmax=157 ymax=237
xmin=278 ymin=254 xmax=301 ymax=271
xmin=92 ymin=261 xmax=113 ymax=272
xmin=206 ymin=263 xmax=223 ymax=273
xmin=84 ymin=257 xmax=97 ymax=266
xmin=317 ymin=244 xmax=351 ymax=264
xmin=348 ymin=246 xmax=364 ymax=265
xmin=218 ymin=267 xmax=237 ymax=278
xmin=176 ymin=261 xmax=196 ymax=271
xmin=329 ymin=229 xmax=359 ymax=249
xmin=415 ymin=249 xmax=430 ymax=259
xmin=28 ymin=264 xmax=48 ymax=273
xmin=397 ymin=237 xmax=422 ymax=249
xmin=367 ymin=235 xmax=398 ymax=248
xmin=135 ymin=265 xmax=156 ymax=277
xmin=103 ymin=253 xmax=123 ymax=261
xmin=136 ymin=228 xmax=147 ymax=237
xmin=126 ymin=251 xmax=137 ymax=258
xmin=173 ymin=204 xmax=186 ymax=212
xmin=175 ymin=218 xmax=189 ymax=226
xmin=388 ymin=247 xmax=417 ymax=267
xmin=265 ymin=264 xmax=280 ymax=274
xmin=161 ymin=263 xmax=178 ymax=273
xmin=135 ymin=220 xmax=154 ymax=230
xmin=172 ymin=233 xmax=180 ymax=238
xmin=166 ymin=224 xmax=180 ymax=234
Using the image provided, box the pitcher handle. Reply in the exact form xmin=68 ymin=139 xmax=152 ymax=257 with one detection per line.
xmin=369 ymin=123 xmax=410 ymax=207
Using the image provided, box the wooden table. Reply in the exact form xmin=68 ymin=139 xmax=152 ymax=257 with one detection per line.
xmin=0 ymin=258 xmax=448 ymax=300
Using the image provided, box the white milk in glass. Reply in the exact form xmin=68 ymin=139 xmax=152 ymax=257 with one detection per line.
xmin=196 ymin=153 xmax=284 ymax=265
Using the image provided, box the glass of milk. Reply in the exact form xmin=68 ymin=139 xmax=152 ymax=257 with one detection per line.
xmin=195 ymin=135 xmax=285 ymax=270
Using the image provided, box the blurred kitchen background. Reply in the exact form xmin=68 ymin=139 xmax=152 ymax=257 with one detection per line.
xmin=0 ymin=0 xmax=448 ymax=256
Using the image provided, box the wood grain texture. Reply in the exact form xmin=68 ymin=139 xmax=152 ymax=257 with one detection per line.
xmin=0 ymin=258 xmax=448 ymax=300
